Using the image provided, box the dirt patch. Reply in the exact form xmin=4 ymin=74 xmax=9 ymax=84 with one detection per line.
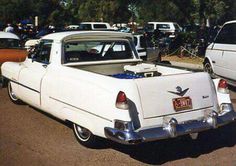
xmin=162 ymin=55 xmax=204 ymax=65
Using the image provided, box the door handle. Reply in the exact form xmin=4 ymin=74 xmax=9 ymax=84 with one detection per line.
xmin=212 ymin=61 xmax=215 ymax=64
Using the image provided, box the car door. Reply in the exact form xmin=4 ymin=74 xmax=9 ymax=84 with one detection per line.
xmin=212 ymin=23 xmax=236 ymax=80
xmin=18 ymin=40 xmax=52 ymax=107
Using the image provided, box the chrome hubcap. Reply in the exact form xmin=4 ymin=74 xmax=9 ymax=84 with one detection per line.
xmin=75 ymin=125 xmax=91 ymax=141
xmin=204 ymin=63 xmax=213 ymax=74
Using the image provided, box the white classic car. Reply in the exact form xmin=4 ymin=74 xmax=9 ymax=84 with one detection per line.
xmin=1 ymin=31 xmax=236 ymax=148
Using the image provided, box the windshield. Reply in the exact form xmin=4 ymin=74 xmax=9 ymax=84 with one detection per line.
xmin=64 ymin=40 xmax=135 ymax=63
xmin=0 ymin=38 xmax=21 ymax=49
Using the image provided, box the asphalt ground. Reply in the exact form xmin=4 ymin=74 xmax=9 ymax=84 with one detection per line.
xmin=1 ymin=86 xmax=236 ymax=166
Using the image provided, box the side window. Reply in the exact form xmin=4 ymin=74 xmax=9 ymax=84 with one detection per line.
xmin=93 ymin=24 xmax=107 ymax=29
xmin=215 ymin=23 xmax=236 ymax=44
xmin=134 ymin=36 xmax=138 ymax=46
xmin=157 ymin=24 xmax=170 ymax=29
xmin=79 ymin=24 xmax=92 ymax=30
xmin=34 ymin=40 xmax=53 ymax=64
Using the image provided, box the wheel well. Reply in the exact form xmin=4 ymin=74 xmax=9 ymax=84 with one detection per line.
xmin=203 ymin=58 xmax=210 ymax=65
xmin=0 ymin=76 xmax=9 ymax=88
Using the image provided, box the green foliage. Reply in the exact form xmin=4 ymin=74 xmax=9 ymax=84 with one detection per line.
xmin=0 ymin=0 xmax=234 ymax=27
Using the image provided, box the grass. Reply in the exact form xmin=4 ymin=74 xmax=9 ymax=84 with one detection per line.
xmin=162 ymin=55 xmax=204 ymax=65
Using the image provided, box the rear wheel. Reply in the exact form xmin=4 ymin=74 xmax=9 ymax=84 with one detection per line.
xmin=204 ymin=61 xmax=216 ymax=78
xmin=8 ymin=81 xmax=22 ymax=104
xmin=73 ymin=123 xmax=97 ymax=148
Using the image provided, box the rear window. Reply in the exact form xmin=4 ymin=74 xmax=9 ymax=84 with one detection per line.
xmin=93 ymin=24 xmax=107 ymax=29
xmin=0 ymin=38 xmax=21 ymax=49
xmin=64 ymin=40 xmax=134 ymax=63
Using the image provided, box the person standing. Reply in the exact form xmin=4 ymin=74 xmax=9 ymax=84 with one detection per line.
xmin=4 ymin=24 xmax=14 ymax=33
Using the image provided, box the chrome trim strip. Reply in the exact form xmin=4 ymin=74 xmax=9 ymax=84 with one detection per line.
xmin=10 ymin=79 xmax=40 ymax=94
xmin=63 ymin=59 xmax=142 ymax=66
xmin=143 ymin=106 xmax=214 ymax=119
xmin=49 ymin=96 xmax=112 ymax=122
xmin=207 ymin=48 xmax=236 ymax=52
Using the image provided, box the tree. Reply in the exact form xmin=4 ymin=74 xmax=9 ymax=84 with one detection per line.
xmin=0 ymin=0 xmax=234 ymax=29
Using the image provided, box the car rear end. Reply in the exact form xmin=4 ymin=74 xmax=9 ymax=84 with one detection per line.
xmin=105 ymin=72 xmax=236 ymax=144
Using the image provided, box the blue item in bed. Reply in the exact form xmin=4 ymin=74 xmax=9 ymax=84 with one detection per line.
xmin=111 ymin=73 xmax=144 ymax=79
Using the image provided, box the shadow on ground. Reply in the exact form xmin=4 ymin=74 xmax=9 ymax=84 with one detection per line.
xmin=108 ymin=122 xmax=236 ymax=165
xmin=31 ymin=102 xmax=236 ymax=164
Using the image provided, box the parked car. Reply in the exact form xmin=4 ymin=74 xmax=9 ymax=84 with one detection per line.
xmin=0 ymin=31 xmax=27 ymax=64
xmin=133 ymin=34 xmax=147 ymax=59
xmin=1 ymin=31 xmax=236 ymax=148
xmin=65 ymin=25 xmax=80 ymax=30
xmin=147 ymin=22 xmax=182 ymax=38
xmin=204 ymin=20 xmax=236 ymax=86
xmin=79 ymin=22 xmax=112 ymax=30
xmin=24 ymin=39 xmax=40 ymax=52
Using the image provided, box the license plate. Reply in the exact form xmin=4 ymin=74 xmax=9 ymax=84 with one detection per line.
xmin=173 ymin=96 xmax=192 ymax=111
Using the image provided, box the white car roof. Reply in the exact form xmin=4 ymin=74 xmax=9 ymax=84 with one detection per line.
xmin=224 ymin=20 xmax=236 ymax=25
xmin=42 ymin=31 xmax=133 ymax=42
xmin=81 ymin=22 xmax=110 ymax=25
xmin=148 ymin=22 xmax=177 ymax=24
xmin=0 ymin=31 xmax=19 ymax=39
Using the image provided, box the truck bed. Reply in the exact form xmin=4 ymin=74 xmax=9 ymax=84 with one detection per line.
xmin=68 ymin=62 xmax=191 ymax=79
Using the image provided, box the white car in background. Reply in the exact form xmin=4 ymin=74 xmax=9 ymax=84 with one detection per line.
xmin=204 ymin=20 xmax=236 ymax=86
xmin=133 ymin=34 xmax=147 ymax=59
xmin=24 ymin=39 xmax=40 ymax=52
xmin=66 ymin=25 xmax=80 ymax=30
xmin=148 ymin=22 xmax=182 ymax=38
xmin=79 ymin=22 xmax=112 ymax=30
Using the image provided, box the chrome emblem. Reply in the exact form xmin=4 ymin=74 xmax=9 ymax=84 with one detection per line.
xmin=168 ymin=86 xmax=189 ymax=96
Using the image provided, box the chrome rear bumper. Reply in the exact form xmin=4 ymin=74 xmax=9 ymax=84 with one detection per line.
xmin=105 ymin=106 xmax=236 ymax=145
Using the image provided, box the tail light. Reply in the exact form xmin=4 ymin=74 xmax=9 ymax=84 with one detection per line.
xmin=218 ymin=79 xmax=229 ymax=94
xmin=116 ymin=91 xmax=129 ymax=110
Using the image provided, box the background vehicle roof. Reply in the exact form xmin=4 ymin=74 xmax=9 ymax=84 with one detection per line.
xmin=0 ymin=32 xmax=19 ymax=39
xmin=225 ymin=20 xmax=236 ymax=25
xmin=80 ymin=22 xmax=110 ymax=24
xmin=148 ymin=22 xmax=177 ymax=24
xmin=42 ymin=31 xmax=133 ymax=42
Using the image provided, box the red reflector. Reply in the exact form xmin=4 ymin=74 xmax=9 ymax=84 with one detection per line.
xmin=116 ymin=91 xmax=127 ymax=103
xmin=218 ymin=79 xmax=229 ymax=94
xmin=218 ymin=79 xmax=228 ymax=89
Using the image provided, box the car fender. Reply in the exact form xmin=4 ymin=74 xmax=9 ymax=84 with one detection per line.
xmin=59 ymin=107 xmax=113 ymax=138
xmin=203 ymin=56 xmax=215 ymax=72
